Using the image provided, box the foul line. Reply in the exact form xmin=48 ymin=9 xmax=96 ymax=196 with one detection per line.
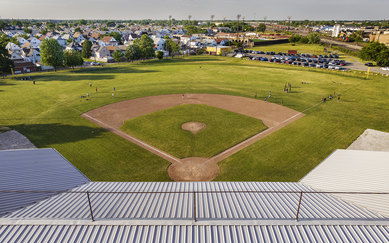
xmin=207 ymin=112 xmax=304 ymax=163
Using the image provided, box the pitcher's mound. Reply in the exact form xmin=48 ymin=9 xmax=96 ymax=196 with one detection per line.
xmin=168 ymin=157 xmax=218 ymax=181
xmin=181 ymin=122 xmax=206 ymax=134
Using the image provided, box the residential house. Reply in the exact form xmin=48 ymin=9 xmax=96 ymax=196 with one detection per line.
xmin=22 ymin=48 xmax=41 ymax=64
xmin=52 ymin=36 xmax=66 ymax=47
xmin=100 ymin=36 xmax=118 ymax=46
xmin=5 ymin=42 xmax=22 ymax=54
xmin=73 ymin=32 xmax=85 ymax=43
xmin=17 ymin=37 xmax=28 ymax=46
xmin=28 ymin=37 xmax=41 ymax=48
xmin=152 ymin=37 xmax=165 ymax=51
xmin=66 ymin=42 xmax=82 ymax=51
xmin=8 ymin=51 xmax=37 ymax=74
xmin=91 ymin=32 xmax=101 ymax=40
xmin=95 ymin=46 xmax=110 ymax=59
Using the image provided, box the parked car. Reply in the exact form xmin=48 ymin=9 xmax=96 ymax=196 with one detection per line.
xmin=365 ymin=63 xmax=374 ymax=67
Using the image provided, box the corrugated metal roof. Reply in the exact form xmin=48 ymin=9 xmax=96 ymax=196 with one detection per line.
xmin=5 ymin=182 xmax=382 ymax=221
xmin=0 ymin=224 xmax=388 ymax=243
xmin=0 ymin=149 xmax=90 ymax=216
xmin=300 ymin=149 xmax=389 ymax=217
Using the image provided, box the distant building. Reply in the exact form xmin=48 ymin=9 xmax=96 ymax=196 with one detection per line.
xmin=332 ymin=24 xmax=341 ymax=37
xmin=369 ymin=29 xmax=389 ymax=46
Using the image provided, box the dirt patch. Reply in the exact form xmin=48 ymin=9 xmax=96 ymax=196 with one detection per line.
xmin=82 ymin=93 xmax=304 ymax=181
xmin=181 ymin=122 xmax=206 ymax=134
xmin=168 ymin=157 xmax=219 ymax=181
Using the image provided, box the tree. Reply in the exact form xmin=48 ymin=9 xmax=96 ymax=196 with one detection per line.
xmin=108 ymin=32 xmax=123 ymax=45
xmin=135 ymin=34 xmax=155 ymax=59
xmin=106 ymin=21 xmax=116 ymax=27
xmin=360 ymin=42 xmax=387 ymax=61
xmin=0 ymin=21 xmax=9 ymax=30
xmin=289 ymin=34 xmax=302 ymax=43
xmin=257 ymin=23 xmax=266 ymax=33
xmin=0 ymin=34 xmax=14 ymax=76
xmin=74 ymin=27 xmax=82 ymax=33
xmin=156 ymin=51 xmax=164 ymax=60
xmin=79 ymin=19 xmax=87 ymax=25
xmin=112 ymin=49 xmax=124 ymax=62
xmin=40 ymin=39 xmax=64 ymax=71
xmin=164 ymin=37 xmax=179 ymax=57
xmin=81 ymin=40 xmax=92 ymax=58
xmin=376 ymin=49 xmax=389 ymax=66
xmin=125 ymin=44 xmax=141 ymax=61
xmin=307 ymin=33 xmax=321 ymax=44
xmin=64 ymin=50 xmax=83 ymax=69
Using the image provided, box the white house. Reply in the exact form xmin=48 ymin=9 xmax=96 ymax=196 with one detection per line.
xmin=22 ymin=49 xmax=41 ymax=64
xmin=5 ymin=42 xmax=22 ymax=53
xmin=152 ymin=37 xmax=165 ymax=51
xmin=100 ymin=36 xmax=118 ymax=46
xmin=28 ymin=37 xmax=41 ymax=48
xmin=95 ymin=46 xmax=110 ymax=59
xmin=17 ymin=37 xmax=28 ymax=46
xmin=73 ymin=32 xmax=85 ymax=43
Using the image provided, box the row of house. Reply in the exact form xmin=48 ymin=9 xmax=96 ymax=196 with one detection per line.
xmin=2 ymin=22 xmax=245 ymax=72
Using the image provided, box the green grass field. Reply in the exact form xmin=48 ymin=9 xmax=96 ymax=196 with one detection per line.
xmin=121 ymin=104 xmax=267 ymax=158
xmin=248 ymin=43 xmax=327 ymax=54
xmin=0 ymin=55 xmax=388 ymax=181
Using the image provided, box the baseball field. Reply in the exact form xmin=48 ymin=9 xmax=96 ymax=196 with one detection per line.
xmin=0 ymin=55 xmax=388 ymax=181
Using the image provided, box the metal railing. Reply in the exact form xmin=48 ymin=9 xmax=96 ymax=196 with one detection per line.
xmin=1 ymin=190 xmax=388 ymax=222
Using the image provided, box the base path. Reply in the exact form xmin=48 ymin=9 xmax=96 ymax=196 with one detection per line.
xmin=82 ymin=94 xmax=304 ymax=181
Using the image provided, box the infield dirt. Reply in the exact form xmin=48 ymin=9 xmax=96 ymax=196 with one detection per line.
xmin=83 ymin=94 xmax=303 ymax=181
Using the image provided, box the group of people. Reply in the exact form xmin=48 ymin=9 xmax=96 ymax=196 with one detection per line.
xmin=322 ymin=92 xmax=341 ymax=103
xmin=83 ymin=82 xmax=116 ymax=99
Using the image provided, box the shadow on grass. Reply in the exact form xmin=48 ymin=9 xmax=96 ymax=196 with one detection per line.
xmin=32 ymin=74 xmax=116 ymax=82
xmin=71 ymin=66 xmax=159 ymax=74
xmin=11 ymin=123 xmax=106 ymax=147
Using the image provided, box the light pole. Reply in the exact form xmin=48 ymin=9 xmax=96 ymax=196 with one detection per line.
xmin=287 ymin=16 xmax=292 ymax=30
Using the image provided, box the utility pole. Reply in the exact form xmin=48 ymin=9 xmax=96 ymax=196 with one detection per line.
xmin=287 ymin=16 xmax=292 ymax=30
xmin=237 ymin=14 xmax=241 ymax=47
xmin=264 ymin=16 xmax=267 ymax=25
xmin=169 ymin=15 xmax=172 ymax=28
xmin=188 ymin=15 xmax=192 ymax=25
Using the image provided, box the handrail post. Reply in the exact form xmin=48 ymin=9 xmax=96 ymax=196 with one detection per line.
xmin=295 ymin=192 xmax=303 ymax=221
xmin=86 ymin=192 xmax=95 ymax=222
xmin=193 ymin=191 xmax=196 ymax=222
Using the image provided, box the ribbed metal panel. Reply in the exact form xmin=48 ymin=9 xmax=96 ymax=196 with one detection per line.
xmin=5 ymin=182 xmax=382 ymax=220
xmin=0 ymin=149 xmax=90 ymax=216
xmin=300 ymin=149 xmax=389 ymax=217
xmin=0 ymin=224 xmax=388 ymax=243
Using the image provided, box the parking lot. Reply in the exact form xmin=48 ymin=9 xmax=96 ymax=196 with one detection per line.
xmin=236 ymin=49 xmax=389 ymax=75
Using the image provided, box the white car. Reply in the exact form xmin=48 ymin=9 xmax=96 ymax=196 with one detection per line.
xmin=381 ymin=67 xmax=389 ymax=71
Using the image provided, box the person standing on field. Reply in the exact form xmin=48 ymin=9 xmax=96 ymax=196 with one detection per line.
xmin=89 ymin=82 xmax=92 ymax=87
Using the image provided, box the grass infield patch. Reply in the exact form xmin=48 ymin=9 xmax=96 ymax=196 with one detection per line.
xmin=121 ymin=104 xmax=267 ymax=158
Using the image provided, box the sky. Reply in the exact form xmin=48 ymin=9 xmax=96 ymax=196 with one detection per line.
xmin=1 ymin=0 xmax=388 ymax=20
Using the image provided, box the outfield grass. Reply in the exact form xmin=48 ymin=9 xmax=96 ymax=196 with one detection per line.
xmin=121 ymin=104 xmax=267 ymax=158
xmin=0 ymin=55 xmax=388 ymax=181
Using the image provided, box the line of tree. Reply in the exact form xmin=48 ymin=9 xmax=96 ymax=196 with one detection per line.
xmin=40 ymin=39 xmax=84 ymax=70
xmin=289 ymin=33 xmax=321 ymax=44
